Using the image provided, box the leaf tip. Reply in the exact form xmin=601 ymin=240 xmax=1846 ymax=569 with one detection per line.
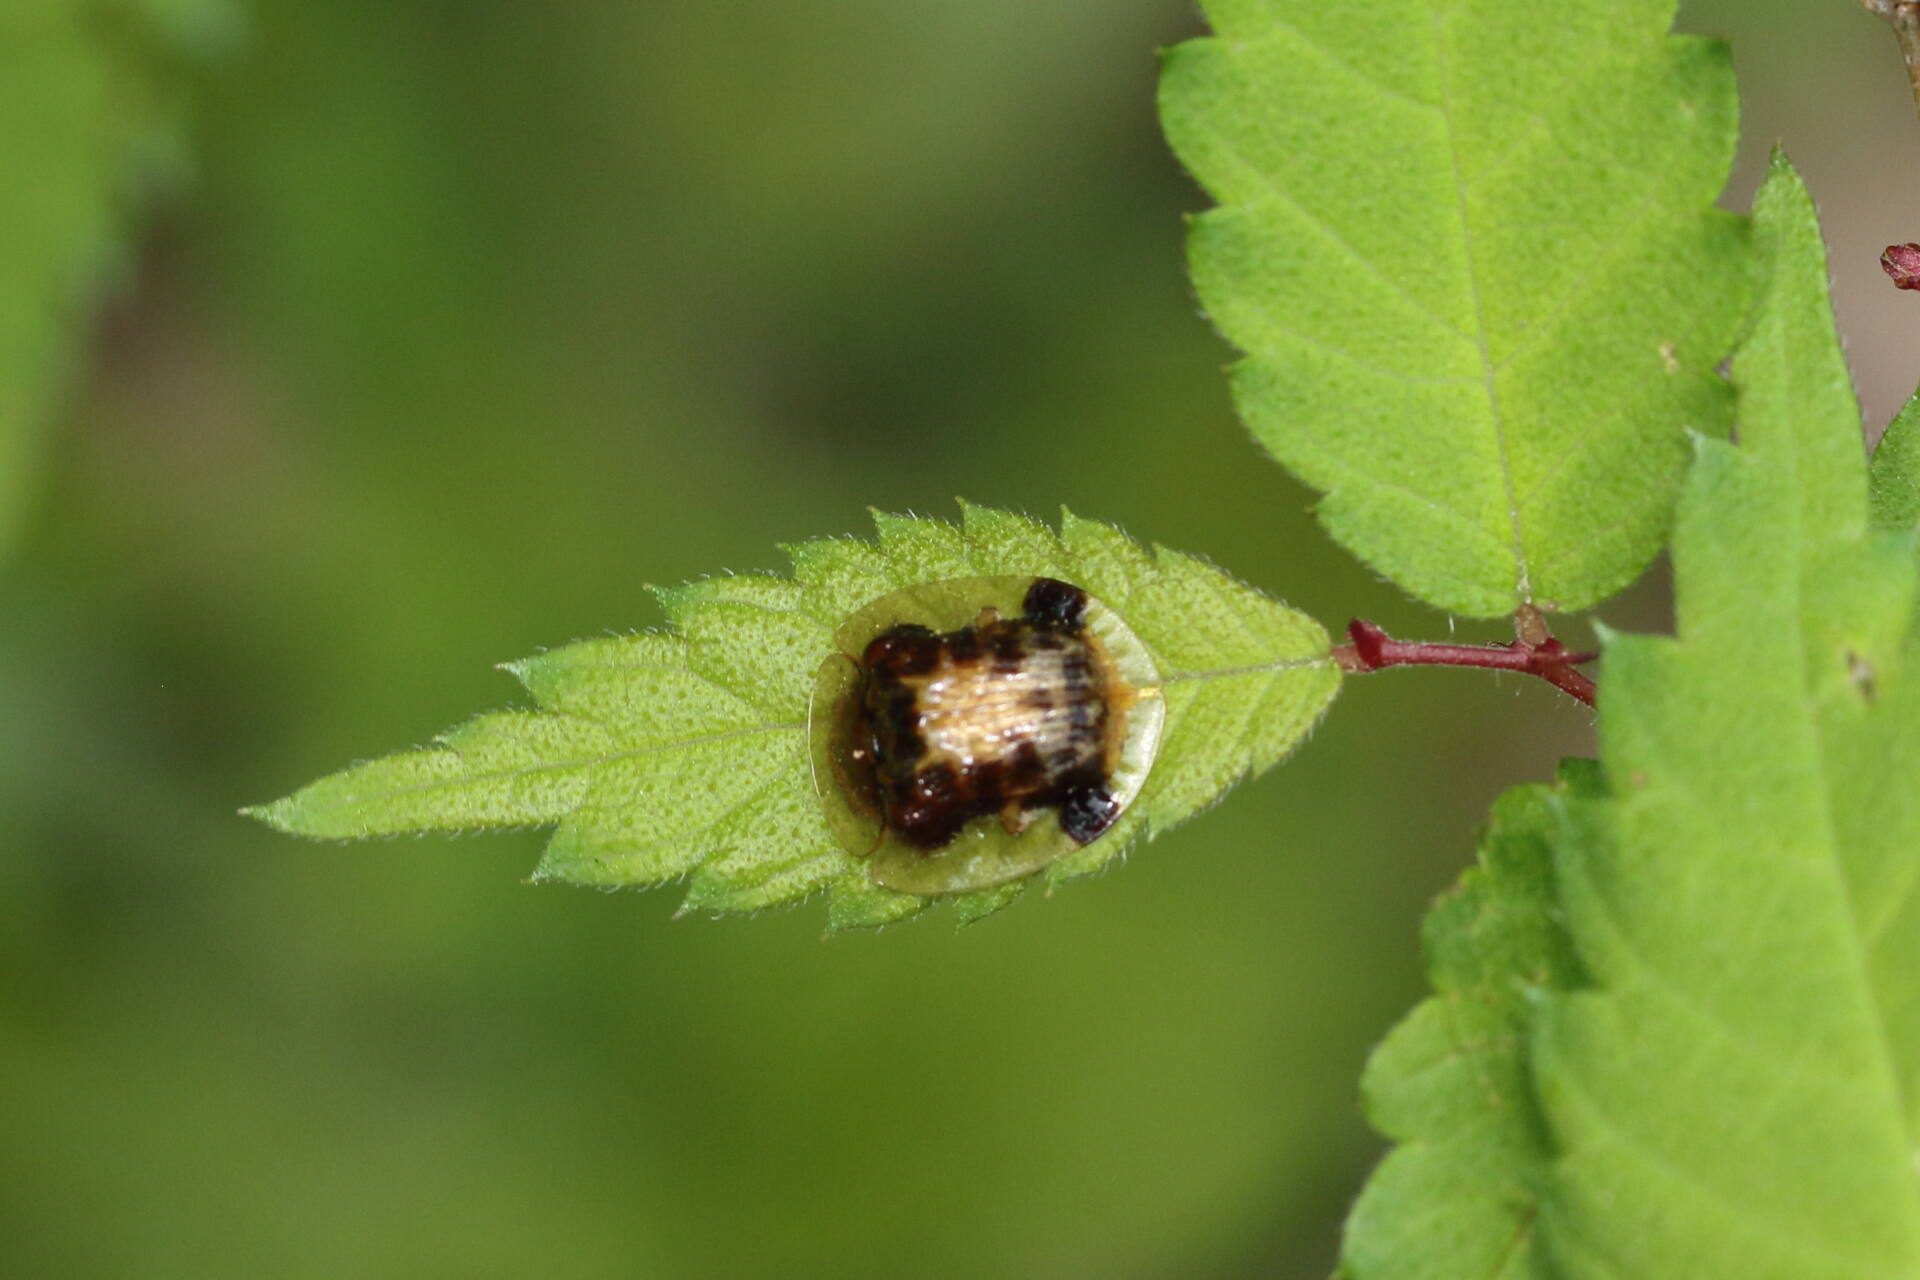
xmin=868 ymin=506 xmax=909 ymax=536
xmin=1753 ymin=149 xmax=1814 ymax=219
xmin=651 ymin=579 xmax=716 ymax=627
xmin=240 ymin=796 xmax=298 ymax=834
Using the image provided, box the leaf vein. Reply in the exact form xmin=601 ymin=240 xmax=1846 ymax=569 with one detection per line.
xmin=1234 ymin=19 xmax=1438 ymax=115
xmin=391 ymin=721 xmax=802 ymax=809
xmin=1212 ymin=144 xmax=1472 ymax=347
xmin=1432 ymin=6 xmax=1528 ymax=607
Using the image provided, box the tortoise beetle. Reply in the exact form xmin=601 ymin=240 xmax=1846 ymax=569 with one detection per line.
xmin=808 ymin=576 xmax=1163 ymax=896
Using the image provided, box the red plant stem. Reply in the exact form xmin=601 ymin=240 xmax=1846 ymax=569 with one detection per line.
xmin=1330 ymin=618 xmax=1598 ymax=708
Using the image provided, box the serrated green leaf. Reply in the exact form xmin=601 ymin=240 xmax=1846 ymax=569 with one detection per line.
xmin=1160 ymin=0 xmax=1748 ymax=617
xmin=251 ymin=505 xmax=1341 ymax=929
xmin=1340 ymin=761 xmax=1599 ymax=1280
xmin=949 ymin=881 xmax=1029 ymax=928
xmin=1871 ymin=385 xmax=1920 ymax=534
xmin=1346 ymin=156 xmax=1920 ymax=1277
xmin=1528 ymin=154 xmax=1920 ymax=1279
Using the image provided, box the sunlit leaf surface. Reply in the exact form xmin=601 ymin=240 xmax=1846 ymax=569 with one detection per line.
xmin=1344 ymin=158 xmax=1920 ymax=1277
xmin=1161 ymin=0 xmax=1749 ymax=617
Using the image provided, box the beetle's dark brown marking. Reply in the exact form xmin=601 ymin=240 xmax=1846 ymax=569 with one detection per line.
xmin=1005 ymin=740 xmax=1049 ymax=791
xmin=944 ymin=626 xmax=981 ymax=663
xmin=847 ymin=576 xmax=1125 ymax=853
xmin=1058 ymin=782 xmax=1121 ymax=844
xmin=1022 ymin=577 xmax=1088 ymax=630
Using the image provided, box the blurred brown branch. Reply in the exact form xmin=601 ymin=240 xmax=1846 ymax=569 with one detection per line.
xmin=1863 ymin=0 xmax=1920 ymax=117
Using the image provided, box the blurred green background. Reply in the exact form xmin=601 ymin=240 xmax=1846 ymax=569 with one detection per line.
xmin=3 ymin=2 xmax=1913 ymax=1275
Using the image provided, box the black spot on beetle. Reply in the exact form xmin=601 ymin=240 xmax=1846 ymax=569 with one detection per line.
xmin=1058 ymin=782 xmax=1121 ymax=845
xmin=1023 ymin=577 xmax=1088 ymax=630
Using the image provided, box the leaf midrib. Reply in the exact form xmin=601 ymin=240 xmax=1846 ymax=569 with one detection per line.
xmin=1431 ymin=3 xmax=1530 ymax=609
xmin=346 ymin=719 xmax=802 ymax=806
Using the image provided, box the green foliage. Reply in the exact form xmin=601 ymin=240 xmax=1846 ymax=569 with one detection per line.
xmin=1345 ymin=158 xmax=1920 ymax=1276
xmin=1342 ymin=762 xmax=1598 ymax=1280
xmin=0 ymin=2 xmax=225 ymax=561
xmin=249 ymin=504 xmax=1340 ymax=929
xmin=1539 ymin=156 xmax=1920 ymax=1279
xmin=1871 ymin=386 xmax=1920 ymax=533
xmin=1160 ymin=0 xmax=1749 ymax=618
